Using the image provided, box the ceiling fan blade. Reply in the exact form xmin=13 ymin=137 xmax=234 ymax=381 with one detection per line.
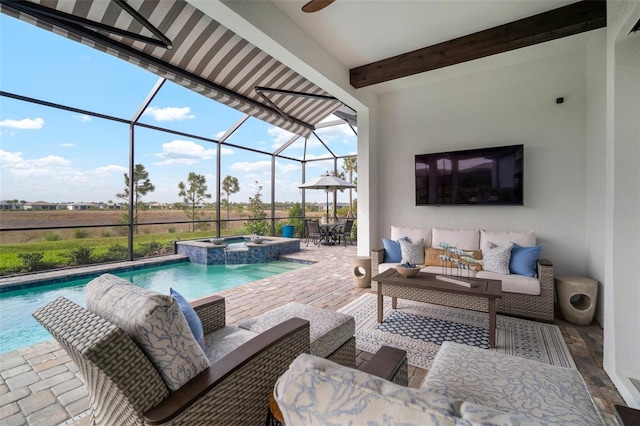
xmin=302 ymin=0 xmax=335 ymax=13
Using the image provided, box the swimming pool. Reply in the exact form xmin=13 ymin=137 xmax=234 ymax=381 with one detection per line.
xmin=0 ymin=260 xmax=305 ymax=353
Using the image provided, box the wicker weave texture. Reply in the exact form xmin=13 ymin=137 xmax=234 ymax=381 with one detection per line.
xmin=165 ymin=326 xmax=310 ymax=425
xmin=33 ymin=298 xmax=169 ymax=426
xmin=391 ymin=358 xmax=409 ymax=387
xmin=193 ymin=297 xmax=226 ymax=334
xmin=326 ymin=337 xmax=356 ymax=369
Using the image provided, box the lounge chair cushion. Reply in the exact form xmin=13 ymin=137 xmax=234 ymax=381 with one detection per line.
xmin=239 ymin=302 xmax=354 ymax=359
xmin=86 ymin=274 xmax=209 ymax=392
xmin=204 ymin=325 xmax=258 ymax=363
xmin=274 ymin=353 xmax=458 ymax=425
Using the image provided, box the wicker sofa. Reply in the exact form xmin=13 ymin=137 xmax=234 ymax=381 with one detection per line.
xmin=371 ymin=226 xmax=555 ymax=322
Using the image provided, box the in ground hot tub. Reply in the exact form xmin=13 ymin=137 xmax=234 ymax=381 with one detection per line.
xmin=176 ymin=236 xmax=300 ymax=265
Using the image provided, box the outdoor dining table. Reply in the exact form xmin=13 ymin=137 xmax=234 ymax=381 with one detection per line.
xmin=319 ymin=223 xmax=341 ymax=245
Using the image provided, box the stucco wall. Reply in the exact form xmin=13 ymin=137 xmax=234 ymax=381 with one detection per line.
xmin=584 ymin=30 xmax=607 ymax=326
xmin=376 ymin=50 xmax=588 ymax=276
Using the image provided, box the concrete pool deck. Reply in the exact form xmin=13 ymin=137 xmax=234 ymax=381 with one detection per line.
xmin=0 ymin=243 xmax=626 ymax=425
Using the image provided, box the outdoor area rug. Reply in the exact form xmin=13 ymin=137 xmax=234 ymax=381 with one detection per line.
xmin=338 ymin=293 xmax=575 ymax=371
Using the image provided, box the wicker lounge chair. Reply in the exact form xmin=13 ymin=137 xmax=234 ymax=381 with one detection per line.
xmin=33 ymin=292 xmax=310 ymax=425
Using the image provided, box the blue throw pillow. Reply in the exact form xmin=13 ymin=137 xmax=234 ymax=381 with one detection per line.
xmin=382 ymin=238 xmax=404 ymax=263
xmin=169 ymin=288 xmax=205 ymax=351
xmin=509 ymin=243 xmax=542 ymax=277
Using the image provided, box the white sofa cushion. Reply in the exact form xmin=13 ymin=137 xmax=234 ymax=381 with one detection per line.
xmin=480 ymin=229 xmax=536 ymax=249
xmin=476 ymin=270 xmax=541 ymax=295
xmin=391 ymin=226 xmax=432 ymax=247
xmin=432 ymin=228 xmax=480 ymax=250
xmin=275 ymin=353 xmax=458 ymax=426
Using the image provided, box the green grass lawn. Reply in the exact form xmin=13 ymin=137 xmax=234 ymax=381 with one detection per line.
xmin=0 ymin=229 xmax=245 ymax=275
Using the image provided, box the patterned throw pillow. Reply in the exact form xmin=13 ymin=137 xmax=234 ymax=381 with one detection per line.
xmin=424 ymin=248 xmax=483 ymax=271
xmin=399 ymin=238 xmax=425 ymax=265
xmin=86 ymin=274 xmax=210 ymax=392
xmin=482 ymin=242 xmax=513 ymax=275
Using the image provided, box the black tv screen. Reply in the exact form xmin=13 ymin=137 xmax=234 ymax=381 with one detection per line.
xmin=415 ymin=144 xmax=524 ymax=206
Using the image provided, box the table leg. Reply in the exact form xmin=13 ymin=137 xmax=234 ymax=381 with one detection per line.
xmin=488 ymin=299 xmax=496 ymax=348
xmin=392 ymin=296 xmax=397 ymax=310
xmin=377 ymin=286 xmax=383 ymax=323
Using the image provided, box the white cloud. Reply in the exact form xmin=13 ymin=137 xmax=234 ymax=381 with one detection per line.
xmin=143 ymin=106 xmax=195 ymax=121
xmin=94 ymin=164 xmax=127 ymax=176
xmin=72 ymin=114 xmax=92 ymax=122
xmin=215 ymin=130 xmax=226 ymax=139
xmin=153 ymin=139 xmax=217 ymax=166
xmin=0 ymin=117 xmax=44 ymax=129
xmin=268 ymin=126 xmax=298 ymax=149
xmin=230 ymin=160 xmax=271 ymax=173
xmin=60 ymin=143 xmax=75 ymax=148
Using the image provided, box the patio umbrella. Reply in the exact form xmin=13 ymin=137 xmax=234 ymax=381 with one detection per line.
xmin=299 ymin=173 xmax=356 ymax=223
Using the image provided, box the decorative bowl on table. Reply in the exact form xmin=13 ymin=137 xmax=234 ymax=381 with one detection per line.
xmin=210 ymin=238 xmax=225 ymax=245
xmin=396 ymin=264 xmax=421 ymax=278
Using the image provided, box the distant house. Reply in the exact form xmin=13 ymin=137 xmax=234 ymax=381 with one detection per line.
xmin=23 ymin=201 xmax=57 ymax=211
xmin=0 ymin=201 xmax=22 ymax=210
xmin=66 ymin=203 xmax=96 ymax=211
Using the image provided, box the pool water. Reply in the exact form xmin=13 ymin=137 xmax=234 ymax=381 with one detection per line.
xmin=0 ymin=260 xmax=305 ymax=353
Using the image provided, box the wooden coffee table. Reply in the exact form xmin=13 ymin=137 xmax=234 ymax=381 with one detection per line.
xmin=373 ymin=269 xmax=502 ymax=348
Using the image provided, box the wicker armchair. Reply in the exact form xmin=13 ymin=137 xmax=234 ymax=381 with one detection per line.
xmin=33 ymin=295 xmax=310 ymax=426
xmin=371 ymin=247 xmax=555 ymax=322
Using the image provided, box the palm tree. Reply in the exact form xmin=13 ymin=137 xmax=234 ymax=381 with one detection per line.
xmin=222 ymin=175 xmax=240 ymax=229
xmin=342 ymin=157 xmax=357 ymax=218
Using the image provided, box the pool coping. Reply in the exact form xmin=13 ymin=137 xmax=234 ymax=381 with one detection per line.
xmin=0 ymin=255 xmax=189 ymax=291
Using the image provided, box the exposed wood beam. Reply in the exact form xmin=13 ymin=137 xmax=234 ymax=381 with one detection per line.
xmin=350 ymin=1 xmax=606 ymax=89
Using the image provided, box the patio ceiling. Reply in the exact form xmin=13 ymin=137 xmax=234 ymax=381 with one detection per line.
xmin=0 ymin=0 xmax=343 ymax=138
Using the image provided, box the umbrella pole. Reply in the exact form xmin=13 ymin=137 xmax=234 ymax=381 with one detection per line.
xmin=326 ymin=190 xmax=329 ymax=223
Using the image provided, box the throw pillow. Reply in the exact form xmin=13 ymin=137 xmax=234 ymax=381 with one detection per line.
xmin=170 ymin=288 xmax=205 ymax=351
xmin=509 ymin=243 xmax=542 ymax=277
xmin=382 ymin=237 xmax=404 ymax=263
xmin=482 ymin=242 xmax=513 ymax=275
xmin=399 ymin=238 xmax=425 ymax=265
xmin=86 ymin=274 xmax=209 ymax=392
xmin=424 ymin=248 xmax=483 ymax=271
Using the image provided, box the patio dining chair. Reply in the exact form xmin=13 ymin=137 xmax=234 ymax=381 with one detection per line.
xmin=32 ymin=273 xmax=310 ymax=426
xmin=332 ymin=218 xmax=354 ymax=246
xmin=304 ymin=219 xmax=324 ymax=246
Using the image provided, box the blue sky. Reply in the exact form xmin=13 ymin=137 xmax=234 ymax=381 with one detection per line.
xmin=0 ymin=14 xmax=357 ymax=205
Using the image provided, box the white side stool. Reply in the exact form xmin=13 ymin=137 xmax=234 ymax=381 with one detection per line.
xmin=351 ymin=256 xmax=371 ymax=288
xmin=555 ymin=275 xmax=598 ymax=325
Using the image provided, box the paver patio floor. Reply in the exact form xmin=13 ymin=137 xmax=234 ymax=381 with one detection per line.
xmin=0 ymin=242 xmax=625 ymax=425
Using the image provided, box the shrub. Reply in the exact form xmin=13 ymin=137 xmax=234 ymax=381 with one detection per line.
xmin=168 ymin=226 xmax=176 ymax=233
xmin=73 ymin=229 xmax=89 ymax=239
xmin=138 ymin=241 xmax=163 ymax=256
xmin=41 ymin=232 xmax=61 ymax=242
xmin=101 ymin=230 xmax=112 ymax=238
xmin=97 ymin=244 xmax=128 ymax=262
xmin=66 ymin=246 xmax=94 ymax=266
xmin=17 ymin=251 xmax=46 ymax=272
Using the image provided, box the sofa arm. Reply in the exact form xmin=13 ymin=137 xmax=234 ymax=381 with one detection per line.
xmin=144 ymin=318 xmax=311 ymax=425
xmin=537 ymin=258 xmax=554 ymax=297
xmin=190 ymin=295 xmax=225 ymax=334
xmin=371 ymin=248 xmax=385 ymax=276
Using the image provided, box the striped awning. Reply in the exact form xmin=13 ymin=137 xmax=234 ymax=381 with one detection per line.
xmin=0 ymin=0 xmax=342 ymax=137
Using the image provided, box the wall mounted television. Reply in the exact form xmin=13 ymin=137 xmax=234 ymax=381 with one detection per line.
xmin=415 ymin=144 xmax=524 ymax=206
